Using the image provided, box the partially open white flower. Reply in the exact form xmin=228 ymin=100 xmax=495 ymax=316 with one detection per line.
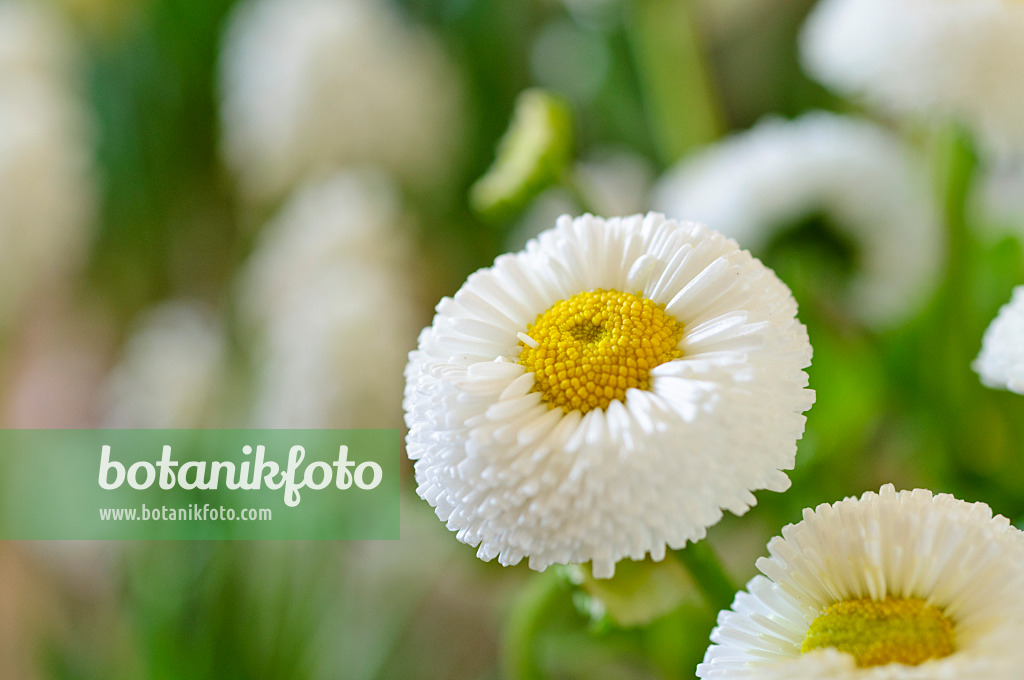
xmin=102 ymin=301 xmax=227 ymax=428
xmin=801 ymin=0 xmax=1024 ymax=155
xmin=973 ymin=286 xmax=1024 ymax=395
xmin=405 ymin=213 xmax=814 ymax=578
xmin=239 ymin=171 xmax=420 ymax=428
xmin=698 ymin=484 xmax=1024 ymax=679
xmin=219 ymin=0 xmax=465 ymax=203
xmin=0 ymin=1 xmax=94 ymax=329
xmin=653 ymin=112 xmax=942 ymax=328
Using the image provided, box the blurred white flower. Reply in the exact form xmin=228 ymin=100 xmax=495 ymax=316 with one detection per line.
xmin=405 ymin=213 xmax=814 ymax=578
xmin=101 ymin=301 xmax=228 ymax=428
xmin=219 ymin=0 xmax=465 ymax=203
xmin=239 ymin=170 xmax=420 ymax=428
xmin=507 ymin=148 xmax=654 ymax=251
xmin=699 ymin=485 xmax=1024 ymax=679
xmin=574 ymin=148 xmax=654 ymax=218
xmin=973 ymin=286 xmax=1024 ymax=395
xmin=801 ymin=0 xmax=1024 ymax=155
xmin=654 ymin=112 xmax=942 ymax=328
xmin=0 ymin=1 xmax=94 ymax=329
xmin=0 ymin=1 xmax=75 ymax=79
xmin=974 ymin=157 xmax=1024 ymax=236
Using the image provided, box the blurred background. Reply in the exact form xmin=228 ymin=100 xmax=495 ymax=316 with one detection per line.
xmin=1 ymin=0 xmax=1023 ymax=678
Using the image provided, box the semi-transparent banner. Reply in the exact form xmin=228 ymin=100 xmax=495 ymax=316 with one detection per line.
xmin=0 ymin=429 xmax=400 ymax=539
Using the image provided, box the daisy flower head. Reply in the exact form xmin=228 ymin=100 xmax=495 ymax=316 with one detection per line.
xmin=698 ymin=485 xmax=1024 ymax=679
xmin=800 ymin=0 xmax=1024 ymax=155
xmin=653 ymin=112 xmax=942 ymax=329
xmin=404 ymin=213 xmax=814 ymax=578
xmin=973 ymin=286 xmax=1024 ymax=395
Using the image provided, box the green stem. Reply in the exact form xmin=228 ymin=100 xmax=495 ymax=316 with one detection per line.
xmin=674 ymin=541 xmax=737 ymax=614
xmin=502 ymin=570 xmax=565 ymax=680
xmin=625 ymin=0 xmax=724 ymax=166
xmin=934 ymin=124 xmax=977 ymax=293
xmin=930 ymin=125 xmax=979 ymax=421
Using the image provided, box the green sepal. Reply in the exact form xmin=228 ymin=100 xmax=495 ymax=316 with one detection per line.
xmin=565 ymin=557 xmax=702 ymax=629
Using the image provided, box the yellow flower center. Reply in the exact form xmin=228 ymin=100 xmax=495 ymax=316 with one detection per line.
xmin=517 ymin=289 xmax=685 ymax=413
xmin=801 ymin=596 xmax=956 ymax=668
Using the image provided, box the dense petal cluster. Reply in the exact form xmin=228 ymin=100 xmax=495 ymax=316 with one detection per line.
xmin=699 ymin=485 xmax=1024 ymax=679
xmin=238 ymin=171 xmax=421 ymax=428
xmin=653 ymin=112 xmax=941 ymax=328
xmin=801 ymin=0 xmax=1024 ymax=155
xmin=404 ymin=213 xmax=814 ymax=578
xmin=218 ymin=0 xmax=464 ymax=202
xmin=973 ymin=286 xmax=1024 ymax=395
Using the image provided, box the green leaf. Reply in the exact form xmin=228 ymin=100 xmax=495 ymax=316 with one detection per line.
xmin=470 ymin=89 xmax=574 ymax=223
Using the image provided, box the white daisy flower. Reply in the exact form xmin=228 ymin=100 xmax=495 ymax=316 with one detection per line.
xmin=973 ymin=286 xmax=1024 ymax=395
xmin=800 ymin=0 xmax=1024 ymax=155
xmin=653 ymin=112 xmax=942 ymax=328
xmin=239 ymin=171 xmax=420 ymax=428
xmin=102 ymin=301 xmax=228 ymax=428
xmin=698 ymin=484 xmax=1024 ymax=679
xmin=0 ymin=1 xmax=94 ymax=329
xmin=218 ymin=0 xmax=465 ymax=203
xmin=404 ymin=213 xmax=814 ymax=578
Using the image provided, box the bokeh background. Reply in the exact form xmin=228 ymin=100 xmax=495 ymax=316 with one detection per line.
xmin=1 ymin=0 xmax=1023 ymax=678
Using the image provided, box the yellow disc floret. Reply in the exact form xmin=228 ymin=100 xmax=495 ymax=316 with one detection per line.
xmin=517 ymin=289 xmax=685 ymax=413
xmin=801 ymin=596 xmax=956 ymax=667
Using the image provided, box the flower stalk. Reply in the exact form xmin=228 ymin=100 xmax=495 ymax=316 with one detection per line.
xmin=625 ymin=0 xmax=723 ymax=166
xmin=674 ymin=541 xmax=737 ymax=615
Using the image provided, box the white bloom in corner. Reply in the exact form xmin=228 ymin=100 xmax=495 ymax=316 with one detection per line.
xmin=219 ymin=0 xmax=465 ymax=203
xmin=102 ymin=302 xmax=227 ymax=428
xmin=653 ymin=112 xmax=942 ymax=328
xmin=973 ymin=286 xmax=1024 ymax=395
xmin=0 ymin=1 xmax=94 ymax=329
xmin=404 ymin=213 xmax=814 ymax=578
xmin=698 ymin=484 xmax=1024 ymax=679
xmin=801 ymin=0 xmax=1024 ymax=155
xmin=239 ymin=171 xmax=420 ymax=428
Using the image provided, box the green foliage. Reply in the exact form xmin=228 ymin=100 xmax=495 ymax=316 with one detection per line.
xmin=470 ymin=89 xmax=575 ymax=223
